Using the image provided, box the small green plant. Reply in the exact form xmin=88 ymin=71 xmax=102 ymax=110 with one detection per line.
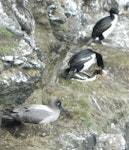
xmin=0 ymin=26 xmax=18 ymax=55
xmin=79 ymin=110 xmax=101 ymax=131
xmin=60 ymin=24 xmax=68 ymax=31
xmin=0 ymin=26 xmax=13 ymax=38
xmin=80 ymin=110 xmax=91 ymax=120
xmin=79 ymin=99 xmax=90 ymax=110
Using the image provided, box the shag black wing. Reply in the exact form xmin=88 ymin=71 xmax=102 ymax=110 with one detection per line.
xmin=69 ymin=49 xmax=94 ymax=67
xmin=92 ymin=16 xmax=113 ymax=38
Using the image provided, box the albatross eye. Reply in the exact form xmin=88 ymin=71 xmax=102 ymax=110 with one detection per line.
xmin=55 ymin=100 xmax=61 ymax=108
xmin=56 ymin=102 xmax=61 ymax=106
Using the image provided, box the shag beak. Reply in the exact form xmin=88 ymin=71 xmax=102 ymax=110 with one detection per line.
xmin=98 ymin=69 xmax=108 ymax=78
xmin=98 ymin=73 xmax=104 ymax=78
xmin=119 ymin=10 xmax=128 ymax=15
xmin=119 ymin=11 xmax=124 ymax=15
xmin=94 ymin=67 xmax=104 ymax=78
xmin=120 ymin=3 xmax=129 ymax=15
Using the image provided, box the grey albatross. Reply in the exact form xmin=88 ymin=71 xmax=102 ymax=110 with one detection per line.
xmin=2 ymin=98 xmax=65 ymax=124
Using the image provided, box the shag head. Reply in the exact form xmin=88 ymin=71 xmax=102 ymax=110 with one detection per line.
xmin=92 ymin=67 xmax=103 ymax=77
xmin=109 ymin=7 xmax=119 ymax=15
xmin=63 ymin=68 xmax=74 ymax=80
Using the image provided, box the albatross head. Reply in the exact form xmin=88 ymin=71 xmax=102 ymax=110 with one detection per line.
xmin=48 ymin=98 xmax=66 ymax=112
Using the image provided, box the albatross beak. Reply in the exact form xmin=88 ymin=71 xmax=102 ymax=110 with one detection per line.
xmin=60 ymin=106 xmax=68 ymax=113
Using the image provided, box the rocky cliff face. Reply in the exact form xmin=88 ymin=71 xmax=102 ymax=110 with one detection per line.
xmin=0 ymin=0 xmax=45 ymax=107
xmin=1 ymin=0 xmax=129 ymax=149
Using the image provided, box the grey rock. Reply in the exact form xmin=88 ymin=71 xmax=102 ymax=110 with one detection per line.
xmin=123 ymin=122 xmax=129 ymax=149
xmin=60 ymin=132 xmax=97 ymax=150
xmin=49 ymin=17 xmax=66 ymax=24
xmin=36 ymin=0 xmax=44 ymax=2
xmin=97 ymin=133 xmax=126 ymax=150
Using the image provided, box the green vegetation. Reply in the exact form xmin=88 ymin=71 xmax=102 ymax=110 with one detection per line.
xmin=79 ymin=99 xmax=90 ymax=110
xmin=0 ymin=26 xmax=18 ymax=55
xmin=0 ymin=26 xmax=13 ymax=38
xmin=60 ymin=24 xmax=68 ymax=31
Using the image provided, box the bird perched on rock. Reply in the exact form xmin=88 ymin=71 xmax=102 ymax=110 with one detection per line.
xmin=87 ymin=7 xmax=119 ymax=45
xmin=12 ymin=0 xmax=35 ymax=35
xmin=2 ymin=98 xmax=65 ymax=124
xmin=64 ymin=49 xmax=104 ymax=81
xmin=11 ymin=0 xmax=36 ymax=50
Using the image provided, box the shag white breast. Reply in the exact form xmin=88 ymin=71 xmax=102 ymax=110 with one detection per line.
xmin=102 ymin=14 xmax=118 ymax=39
xmin=81 ymin=53 xmax=96 ymax=71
